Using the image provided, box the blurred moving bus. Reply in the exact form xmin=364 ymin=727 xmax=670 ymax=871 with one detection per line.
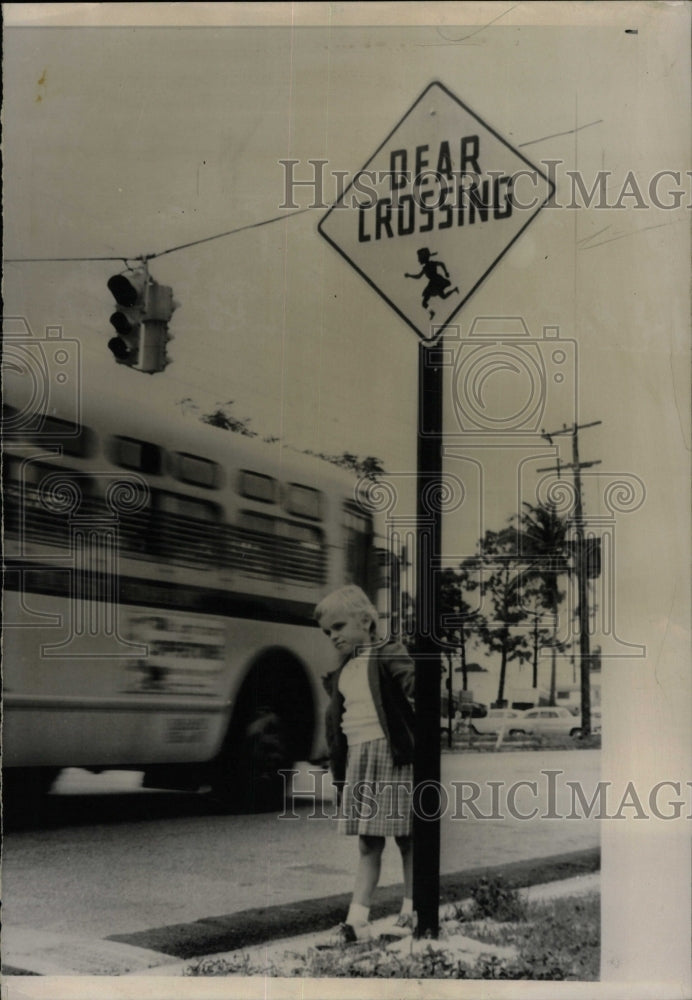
xmin=3 ymin=380 xmax=395 ymax=812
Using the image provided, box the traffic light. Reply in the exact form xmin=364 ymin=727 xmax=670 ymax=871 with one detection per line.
xmin=107 ymin=268 xmax=176 ymax=373
xmin=107 ymin=268 xmax=147 ymax=367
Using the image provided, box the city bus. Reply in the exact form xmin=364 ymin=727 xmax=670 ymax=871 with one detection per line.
xmin=3 ymin=375 xmax=396 ymax=813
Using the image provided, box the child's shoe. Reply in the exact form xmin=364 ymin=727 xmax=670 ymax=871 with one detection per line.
xmin=389 ymin=912 xmax=414 ymax=936
xmin=321 ymin=921 xmax=371 ymax=947
xmin=333 ymin=922 xmax=358 ymax=945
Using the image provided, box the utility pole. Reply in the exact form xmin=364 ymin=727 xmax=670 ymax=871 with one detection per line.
xmin=539 ymin=421 xmax=601 ymax=736
xmin=444 ymin=651 xmax=454 ymax=749
xmin=531 ymin=612 xmax=539 ymax=689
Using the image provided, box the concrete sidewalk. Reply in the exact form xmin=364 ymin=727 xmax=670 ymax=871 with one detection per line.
xmin=128 ymin=870 xmax=601 ymax=978
xmin=2 ymin=848 xmax=599 ymax=977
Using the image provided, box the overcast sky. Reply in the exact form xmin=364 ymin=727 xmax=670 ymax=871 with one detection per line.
xmin=3 ymin=5 xmax=690 ymax=989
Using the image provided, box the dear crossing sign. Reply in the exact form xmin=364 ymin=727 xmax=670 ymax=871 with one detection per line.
xmin=319 ymin=82 xmax=555 ymax=340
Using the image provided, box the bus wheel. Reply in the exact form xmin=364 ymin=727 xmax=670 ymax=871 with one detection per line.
xmin=3 ymin=767 xmax=59 ymax=827
xmin=209 ymin=654 xmax=314 ymax=814
xmin=209 ymin=704 xmax=292 ymax=813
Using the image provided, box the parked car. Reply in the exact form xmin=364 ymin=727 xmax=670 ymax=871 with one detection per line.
xmin=457 ymin=702 xmax=489 ymax=720
xmin=554 ymin=707 xmax=602 ymax=733
xmin=468 ymin=708 xmax=524 ymax=735
xmin=440 ymin=703 xmax=488 ymax=735
xmin=510 ymin=706 xmax=583 ymax=738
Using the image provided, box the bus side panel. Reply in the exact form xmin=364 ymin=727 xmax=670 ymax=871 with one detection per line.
xmin=3 ymin=592 xmax=332 ymax=769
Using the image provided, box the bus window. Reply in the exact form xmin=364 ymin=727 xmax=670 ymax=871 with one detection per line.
xmin=238 ymin=470 xmax=278 ymax=504
xmin=26 ymin=416 xmax=96 ymax=457
xmin=152 ymin=491 xmax=223 ymax=568
xmin=231 ymin=510 xmax=277 ymax=578
xmin=373 ymin=547 xmax=401 ymax=637
xmin=116 ymin=482 xmax=153 ymax=558
xmin=285 ymin=483 xmax=323 ymax=520
xmin=110 ymin=436 xmax=163 ymax=474
xmin=3 ymin=457 xmax=97 ymax=548
xmin=173 ymin=452 xmax=221 ymax=489
xmin=343 ymin=502 xmax=374 ymax=591
xmin=276 ymin=520 xmax=326 ymax=584
xmin=230 ymin=512 xmax=326 ymax=584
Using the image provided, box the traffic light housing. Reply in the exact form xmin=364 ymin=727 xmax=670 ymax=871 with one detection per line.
xmin=139 ymin=280 xmax=175 ymax=373
xmin=107 ymin=269 xmax=147 ymax=367
xmin=107 ymin=267 xmax=176 ymax=373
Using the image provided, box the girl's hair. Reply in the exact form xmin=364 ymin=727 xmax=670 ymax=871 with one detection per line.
xmin=314 ymin=585 xmax=379 ymax=633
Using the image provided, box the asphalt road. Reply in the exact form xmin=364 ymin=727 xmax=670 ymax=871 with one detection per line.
xmin=3 ymin=748 xmax=600 ymax=974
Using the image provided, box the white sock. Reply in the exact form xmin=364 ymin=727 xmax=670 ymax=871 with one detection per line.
xmin=400 ymin=897 xmax=413 ymax=915
xmin=346 ymin=902 xmax=370 ymax=927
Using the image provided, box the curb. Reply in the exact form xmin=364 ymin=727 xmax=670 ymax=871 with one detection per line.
xmin=107 ymin=846 xmax=600 ymax=962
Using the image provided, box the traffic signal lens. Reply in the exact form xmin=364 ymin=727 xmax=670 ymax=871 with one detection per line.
xmin=108 ymin=336 xmax=132 ymax=361
xmin=107 ymin=274 xmax=139 ymax=307
xmin=109 ymin=311 xmax=136 ymax=336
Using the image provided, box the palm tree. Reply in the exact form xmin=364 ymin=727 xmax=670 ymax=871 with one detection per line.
xmin=439 ymin=565 xmax=481 ymax=692
xmin=515 ymin=502 xmax=572 ymax=704
xmin=464 ymin=528 xmax=534 ymax=707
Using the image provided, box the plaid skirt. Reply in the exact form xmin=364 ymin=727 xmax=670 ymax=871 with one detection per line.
xmin=339 ymin=737 xmax=412 ymax=837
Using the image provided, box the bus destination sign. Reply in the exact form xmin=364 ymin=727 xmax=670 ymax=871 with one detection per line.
xmin=318 ymin=81 xmax=555 ymax=341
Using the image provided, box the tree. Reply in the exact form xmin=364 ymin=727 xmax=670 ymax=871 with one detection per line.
xmin=202 ymin=404 xmax=259 ymax=437
xmin=181 ymin=399 xmax=386 ymax=478
xmin=524 ymin=601 xmax=559 ymax=690
xmin=464 ymin=527 xmax=535 ymax=707
xmin=438 ymin=565 xmax=481 ymax=693
xmin=437 ymin=566 xmax=482 ymax=744
xmin=514 ymin=502 xmax=572 ymax=704
xmin=300 ymin=450 xmax=385 ymax=481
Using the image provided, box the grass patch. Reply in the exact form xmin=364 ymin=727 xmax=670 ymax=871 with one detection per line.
xmin=185 ymin=888 xmax=599 ymax=980
xmin=466 ymin=876 xmax=529 ymax=922
xmin=462 ymin=893 xmax=600 ymax=980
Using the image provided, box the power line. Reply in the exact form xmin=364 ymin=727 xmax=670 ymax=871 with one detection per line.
xmin=151 ymin=208 xmax=313 ymax=260
xmin=5 ymin=255 xmax=132 ymax=264
xmin=4 ymin=206 xmax=314 ymax=265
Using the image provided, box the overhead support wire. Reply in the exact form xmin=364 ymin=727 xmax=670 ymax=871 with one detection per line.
xmin=5 ymin=207 xmax=314 ymax=265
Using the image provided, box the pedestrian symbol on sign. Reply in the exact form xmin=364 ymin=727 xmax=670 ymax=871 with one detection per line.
xmin=404 ymin=248 xmax=459 ymax=319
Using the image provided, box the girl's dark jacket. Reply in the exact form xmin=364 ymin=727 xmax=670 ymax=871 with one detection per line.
xmin=323 ymin=640 xmax=415 ymax=788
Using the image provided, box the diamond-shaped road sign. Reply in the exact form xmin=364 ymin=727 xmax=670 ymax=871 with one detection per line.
xmin=319 ymin=81 xmax=555 ymax=341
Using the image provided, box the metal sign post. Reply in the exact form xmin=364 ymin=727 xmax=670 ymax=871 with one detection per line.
xmin=413 ymin=336 xmax=443 ymax=938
